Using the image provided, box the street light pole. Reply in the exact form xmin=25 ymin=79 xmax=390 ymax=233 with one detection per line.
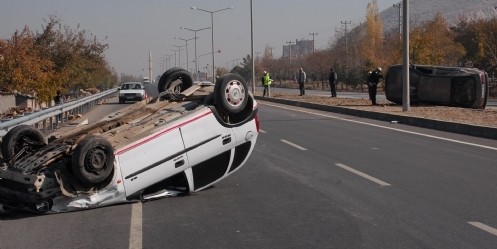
xmin=170 ymin=48 xmax=182 ymax=67
xmin=181 ymin=26 xmax=211 ymax=80
xmin=171 ymin=45 xmax=185 ymax=67
xmin=250 ymin=0 xmax=255 ymax=93
xmin=197 ymin=50 xmax=221 ymax=80
xmin=175 ymin=37 xmax=196 ymax=73
xmin=162 ymin=54 xmax=173 ymax=71
xmin=191 ymin=6 xmax=233 ymax=80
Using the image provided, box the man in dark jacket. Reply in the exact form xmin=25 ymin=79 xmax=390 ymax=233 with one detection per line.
xmin=328 ymin=67 xmax=337 ymax=97
xmin=297 ymin=68 xmax=306 ymax=96
xmin=367 ymin=67 xmax=383 ymax=105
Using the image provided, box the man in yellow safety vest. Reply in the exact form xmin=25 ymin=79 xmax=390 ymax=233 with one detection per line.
xmin=262 ymin=71 xmax=272 ymax=97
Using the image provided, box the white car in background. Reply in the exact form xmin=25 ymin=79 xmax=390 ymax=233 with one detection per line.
xmin=118 ymin=82 xmax=146 ymax=104
xmin=0 ymin=68 xmax=258 ymax=214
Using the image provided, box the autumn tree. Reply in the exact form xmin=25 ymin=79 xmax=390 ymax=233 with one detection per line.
xmin=454 ymin=18 xmax=497 ymax=76
xmin=359 ymin=0 xmax=384 ymax=71
xmin=35 ymin=16 xmax=114 ymax=90
xmin=0 ymin=27 xmax=55 ymax=102
xmin=305 ymin=50 xmax=329 ymax=89
xmin=0 ymin=16 xmax=116 ymax=103
xmin=410 ymin=12 xmax=465 ymax=65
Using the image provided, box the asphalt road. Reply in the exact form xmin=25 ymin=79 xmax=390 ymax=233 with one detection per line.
xmin=1 ymin=89 xmax=497 ymax=248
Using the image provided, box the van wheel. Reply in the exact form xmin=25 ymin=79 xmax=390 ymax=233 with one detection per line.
xmin=1 ymin=125 xmax=46 ymax=161
xmin=158 ymin=68 xmax=193 ymax=93
xmin=71 ymin=135 xmax=115 ymax=186
xmin=214 ymin=73 xmax=248 ymax=114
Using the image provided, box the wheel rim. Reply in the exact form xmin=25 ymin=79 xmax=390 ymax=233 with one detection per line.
xmin=84 ymin=147 xmax=108 ymax=174
xmin=224 ymin=80 xmax=245 ymax=108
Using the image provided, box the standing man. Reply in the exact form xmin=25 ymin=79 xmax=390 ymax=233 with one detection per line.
xmin=262 ymin=71 xmax=272 ymax=97
xmin=54 ymin=90 xmax=65 ymax=105
xmin=297 ymin=68 xmax=306 ymax=96
xmin=329 ymin=66 xmax=337 ymax=97
xmin=367 ymin=67 xmax=384 ymax=105
xmin=54 ymin=90 xmax=65 ymax=127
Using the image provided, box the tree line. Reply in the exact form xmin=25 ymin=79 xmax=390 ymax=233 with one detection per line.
xmin=0 ymin=16 xmax=117 ymax=103
xmin=232 ymin=1 xmax=497 ymax=88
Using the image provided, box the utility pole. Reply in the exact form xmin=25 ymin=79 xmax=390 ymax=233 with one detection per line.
xmin=341 ymin=20 xmax=351 ymax=85
xmin=286 ymin=41 xmax=295 ymax=62
xmin=309 ymin=32 xmax=318 ymax=53
xmin=268 ymin=46 xmax=275 ymax=59
xmin=393 ymin=3 xmax=402 ymax=40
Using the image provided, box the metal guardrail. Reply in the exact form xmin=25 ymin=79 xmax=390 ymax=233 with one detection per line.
xmin=0 ymin=88 xmax=117 ymax=139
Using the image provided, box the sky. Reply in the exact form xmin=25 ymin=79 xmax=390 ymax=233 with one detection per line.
xmin=0 ymin=0 xmax=400 ymax=78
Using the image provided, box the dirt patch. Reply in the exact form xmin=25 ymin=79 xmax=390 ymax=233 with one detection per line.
xmin=262 ymin=92 xmax=497 ymax=128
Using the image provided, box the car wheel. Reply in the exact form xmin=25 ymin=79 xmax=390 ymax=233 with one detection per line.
xmin=71 ymin=135 xmax=115 ymax=186
xmin=214 ymin=73 xmax=248 ymax=114
xmin=158 ymin=67 xmax=193 ymax=93
xmin=1 ymin=125 xmax=46 ymax=161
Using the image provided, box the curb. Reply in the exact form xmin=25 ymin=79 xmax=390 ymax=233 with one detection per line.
xmin=255 ymin=96 xmax=497 ymax=140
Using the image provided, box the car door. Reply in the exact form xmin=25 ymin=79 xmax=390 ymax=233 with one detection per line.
xmin=179 ymin=109 xmax=236 ymax=190
xmin=117 ymin=127 xmax=188 ymax=197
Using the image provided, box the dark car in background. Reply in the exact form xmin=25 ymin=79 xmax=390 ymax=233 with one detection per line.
xmin=385 ymin=64 xmax=489 ymax=109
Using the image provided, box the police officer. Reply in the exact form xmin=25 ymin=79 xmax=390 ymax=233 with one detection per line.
xmin=367 ymin=67 xmax=383 ymax=105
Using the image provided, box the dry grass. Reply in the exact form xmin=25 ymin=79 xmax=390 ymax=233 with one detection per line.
xmin=261 ymin=92 xmax=497 ymax=128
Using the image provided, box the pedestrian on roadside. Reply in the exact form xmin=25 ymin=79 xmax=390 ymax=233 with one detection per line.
xmin=366 ymin=67 xmax=383 ymax=105
xmin=54 ymin=90 xmax=65 ymax=105
xmin=54 ymin=90 xmax=66 ymax=127
xmin=262 ymin=71 xmax=272 ymax=97
xmin=329 ymin=66 xmax=337 ymax=97
xmin=297 ymin=68 xmax=306 ymax=96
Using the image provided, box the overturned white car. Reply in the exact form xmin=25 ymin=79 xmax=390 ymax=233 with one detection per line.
xmin=0 ymin=68 xmax=259 ymax=214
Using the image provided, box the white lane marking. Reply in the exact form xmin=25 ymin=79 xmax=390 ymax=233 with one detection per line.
xmin=259 ymin=129 xmax=267 ymax=133
xmin=468 ymin=222 xmax=497 ymax=237
xmin=129 ymin=202 xmax=143 ymax=249
xmin=281 ymin=139 xmax=308 ymax=150
xmin=336 ymin=163 xmax=391 ymax=187
xmin=263 ymin=102 xmax=497 ymax=151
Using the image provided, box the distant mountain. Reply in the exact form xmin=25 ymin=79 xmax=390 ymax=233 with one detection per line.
xmin=381 ymin=0 xmax=497 ymax=33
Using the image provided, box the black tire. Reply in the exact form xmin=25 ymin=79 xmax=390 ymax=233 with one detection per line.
xmin=1 ymin=125 xmax=46 ymax=161
xmin=158 ymin=67 xmax=193 ymax=93
xmin=214 ymin=73 xmax=248 ymax=113
xmin=71 ymin=135 xmax=115 ymax=186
